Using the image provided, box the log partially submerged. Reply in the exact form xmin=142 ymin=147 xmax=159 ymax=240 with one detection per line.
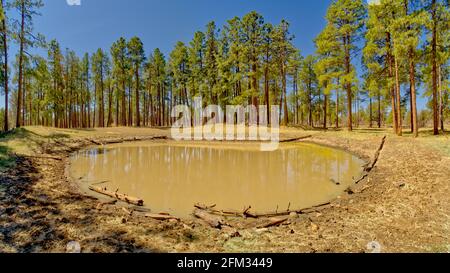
xmin=194 ymin=208 xmax=225 ymax=229
xmin=88 ymin=186 xmax=144 ymax=206
xmin=194 ymin=202 xmax=331 ymax=219
xmin=280 ymin=135 xmax=313 ymax=143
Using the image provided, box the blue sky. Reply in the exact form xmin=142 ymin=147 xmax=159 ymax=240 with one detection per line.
xmin=1 ymin=0 xmax=428 ymax=109
xmin=36 ymin=0 xmax=330 ymax=57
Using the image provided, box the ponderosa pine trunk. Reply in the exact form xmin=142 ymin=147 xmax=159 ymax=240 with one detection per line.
xmin=409 ymin=52 xmax=418 ymax=137
xmin=344 ymin=35 xmax=352 ymax=131
xmin=439 ymin=65 xmax=444 ymax=132
xmin=336 ymin=78 xmax=340 ymax=129
xmin=431 ymin=0 xmax=439 ymax=135
xmin=387 ymin=32 xmax=399 ymax=134
xmin=1 ymin=0 xmax=8 ymax=132
xmin=264 ymin=66 xmax=270 ymax=125
xmin=16 ymin=1 xmax=25 ymax=128
xmin=395 ymin=57 xmax=402 ymax=136
xmin=324 ymin=94 xmax=328 ymax=129
xmin=282 ymin=64 xmax=288 ymax=125
xmin=135 ymin=64 xmax=140 ymax=127
xmin=369 ymin=97 xmax=373 ymax=128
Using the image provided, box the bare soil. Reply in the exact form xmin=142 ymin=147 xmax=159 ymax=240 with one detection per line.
xmin=0 ymin=126 xmax=448 ymax=253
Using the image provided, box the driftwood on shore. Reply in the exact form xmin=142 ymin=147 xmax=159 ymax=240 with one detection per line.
xmin=87 ymin=135 xmax=168 ymax=146
xmin=88 ymin=186 xmax=144 ymax=206
xmin=194 ymin=202 xmax=331 ymax=219
xmin=280 ymin=135 xmax=313 ymax=143
xmin=354 ymin=135 xmax=387 ymax=185
xmin=145 ymin=213 xmax=180 ymax=221
xmin=257 ymin=217 xmax=289 ymax=228
xmin=19 ymin=154 xmax=63 ymax=161
xmin=193 ymin=208 xmax=225 ymax=228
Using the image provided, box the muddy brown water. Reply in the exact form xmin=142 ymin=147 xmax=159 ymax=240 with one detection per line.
xmin=69 ymin=141 xmax=365 ymax=218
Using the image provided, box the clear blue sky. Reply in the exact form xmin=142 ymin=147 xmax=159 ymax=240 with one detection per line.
xmin=1 ymin=0 xmax=428 ymax=110
xmin=36 ymin=0 xmax=331 ymax=57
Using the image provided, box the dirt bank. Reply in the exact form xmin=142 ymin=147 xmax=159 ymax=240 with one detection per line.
xmin=0 ymin=127 xmax=449 ymax=253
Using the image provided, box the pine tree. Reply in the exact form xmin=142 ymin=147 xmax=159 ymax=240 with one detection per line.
xmin=205 ymin=21 xmax=219 ymax=105
xmin=273 ymin=20 xmax=296 ymax=125
xmin=111 ymin=37 xmax=130 ymax=126
xmin=92 ymin=48 xmax=110 ymax=128
xmin=315 ymin=23 xmax=344 ymax=129
xmin=128 ymin=37 xmax=145 ymax=127
xmin=169 ymin=41 xmax=190 ymax=107
xmin=324 ymin=0 xmax=366 ymax=131
xmin=188 ymin=31 xmax=205 ymax=100
xmin=241 ymin=11 xmax=264 ymax=109
xmin=0 ymin=0 xmax=9 ymax=131
xmin=12 ymin=0 xmax=43 ymax=128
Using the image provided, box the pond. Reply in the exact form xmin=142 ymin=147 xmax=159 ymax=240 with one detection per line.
xmin=69 ymin=141 xmax=366 ymax=218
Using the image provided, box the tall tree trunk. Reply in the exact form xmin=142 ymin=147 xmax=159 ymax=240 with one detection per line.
xmin=283 ymin=66 xmax=288 ymax=125
xmin=295 ymin=74 xmax=299 ymax=125
xmin=308 ymin=80 xmax=312 ymax=127
xmin=344 ymin=35 xmax=353 ymax=131
xmin=16 ymin=1 xmax=25 ymax=128
xmin=121 ymin=78 xmax=126 ymax=126
xmin=99 ymin=71 xmax=105 ymax=128
xmin=264 ymin=67 xmax=270 ymax=125
xmin=387 ymin=32 xmax=399 ymax=134
xmin=324 ymin=94 xmax=328 ymax=129
xmin=409 ymin=52 xmax=418 ymax=137
xmin=107 ymin=83 xmax=113 ymax=127
xmin=439 ymin=65 xmax=444 ymax=132
xmin=135 ymin=65 xmax=140 ymax=127
xmin=378 ymin=91 xmax=381 ymax=128
xmin=431 ymin=0 xmax=439 ymax=135
xmin=395 ymin=57 xmax=402 ymax=136
xmin=336 ymin=79 xmax=340 ymax=129
xmin=115 ymin=85 xmax=119 ymax=126
xmin=369 ymin=97 xmax=373 ymax=128
xmin=1 ymin=0 xmax=8 ymax=131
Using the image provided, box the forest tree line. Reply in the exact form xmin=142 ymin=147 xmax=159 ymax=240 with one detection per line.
xmin=0 ymin=0 xmax=449 ymax=136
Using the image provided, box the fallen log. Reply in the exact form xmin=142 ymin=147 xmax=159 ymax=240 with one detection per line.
xmin=280 ymin=135 xmax=313 ymax=143
xmin=95 ymin=199 xmax=117 ymax=210
xmin=20 ymin=155 xmax=63 ymax=161
xmin=88 ymin=186 xmax=144 ymax=206
xmin=243 ymin=206 xmax=258 ymax=218
xmin=194 ymin=203 xmax=217 ymax=210
xmin=194 ymin=208 xmax=225 ymax=229
xmin=145 ymin=213 xmax=180 ymax=221
xmin=257 ymin=217 xmax=289 ymax=228
xmin=365 ymin=135 xmax=387 ymax=172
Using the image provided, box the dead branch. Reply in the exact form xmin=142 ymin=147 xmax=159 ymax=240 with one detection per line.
xmin=193 ymin=208 xmax=225 ymax=229
xmin=88 ymin=186 xmax=144 ymax=206
xmin=257 ymin=217 xmax=289 ymax=228
xmin=145 ymin=213 xmax=180 ymax=221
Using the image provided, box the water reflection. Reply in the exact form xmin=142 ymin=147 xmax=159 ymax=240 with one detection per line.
xmin=70 ymin=142 xmax=364 ymax=217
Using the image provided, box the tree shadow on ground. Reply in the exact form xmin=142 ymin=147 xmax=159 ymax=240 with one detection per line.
xmin=0 ymin=136 xmax=162 ymax=253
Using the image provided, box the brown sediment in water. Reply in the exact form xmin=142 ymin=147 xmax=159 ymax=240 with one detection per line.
xmin=69 ymin=141 xmax=366 ymax=218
